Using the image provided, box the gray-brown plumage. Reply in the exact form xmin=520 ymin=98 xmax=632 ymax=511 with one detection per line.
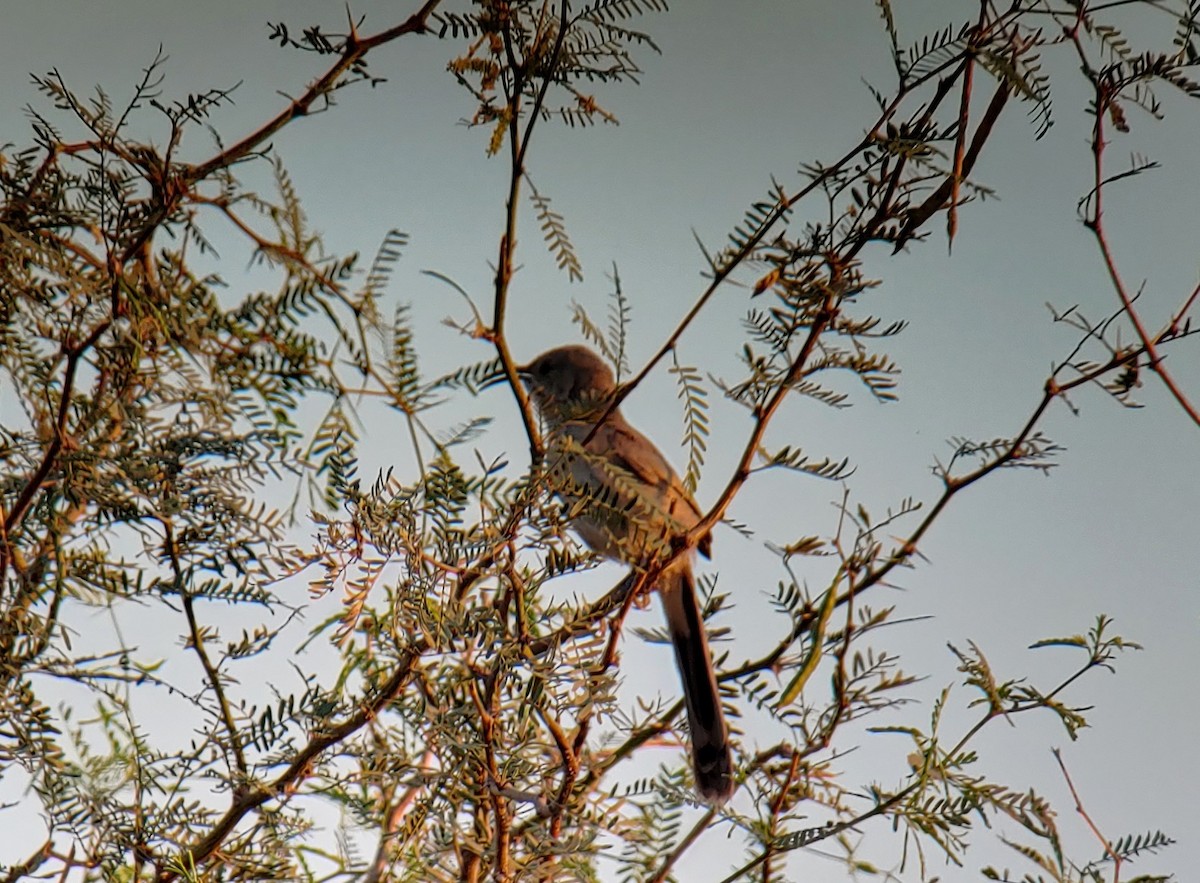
xmin=518 ymin=345 xmax=734 ymax=804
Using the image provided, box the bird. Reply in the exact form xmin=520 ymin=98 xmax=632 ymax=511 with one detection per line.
xmin=515 ymin=344 xmax=734 ymax=804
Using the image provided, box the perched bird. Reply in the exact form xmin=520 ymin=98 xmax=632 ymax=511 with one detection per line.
xmin=516 ymin=345 xmax=734 ymax=803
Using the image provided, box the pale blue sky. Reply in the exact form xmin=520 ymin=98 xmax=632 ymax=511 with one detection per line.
xmin=2 ymin=2 xmax=1197 ymax=880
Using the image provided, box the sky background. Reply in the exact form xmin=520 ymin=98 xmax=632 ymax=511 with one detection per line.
xmin=2 ymin=2 xmax=1198 ymax=880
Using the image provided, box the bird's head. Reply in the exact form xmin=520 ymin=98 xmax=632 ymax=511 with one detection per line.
xmin=517 ymin=345 xmax=617 ymax=421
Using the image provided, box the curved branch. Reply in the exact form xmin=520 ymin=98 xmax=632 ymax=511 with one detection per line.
xmin=185 ymin=0 xmax=443 ymax=184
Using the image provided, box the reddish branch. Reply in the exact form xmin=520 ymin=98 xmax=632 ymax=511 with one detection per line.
xmin=186 ymin=1 xmax=443 ymax=184
xmin=1067 ymin=22 xmax=1200 ymax=427
xmin=1053 ymin=748 xmax=1123 ymax=883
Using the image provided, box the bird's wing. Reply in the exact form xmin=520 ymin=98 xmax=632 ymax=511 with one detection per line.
xmin=569 ymin=418 xmax=713 ymax=558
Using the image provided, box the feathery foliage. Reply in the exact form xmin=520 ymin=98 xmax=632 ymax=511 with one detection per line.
xmin=1 ymin=2 xmax=1195 ymax=881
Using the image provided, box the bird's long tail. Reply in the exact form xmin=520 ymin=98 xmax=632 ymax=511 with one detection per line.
xmin=659 ymin=566 xmax=734 ymax=804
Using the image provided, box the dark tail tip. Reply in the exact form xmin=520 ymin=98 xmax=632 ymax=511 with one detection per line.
xmin=694 ymin=741 xmax=735 ymax=805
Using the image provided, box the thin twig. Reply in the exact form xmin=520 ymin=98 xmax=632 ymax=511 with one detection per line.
xmin=1053 ymin=748 xmax=1122 ymax=882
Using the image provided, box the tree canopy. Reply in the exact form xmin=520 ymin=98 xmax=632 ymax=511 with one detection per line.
xmin=0 ymin=2 xmax=1196 ymax=881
